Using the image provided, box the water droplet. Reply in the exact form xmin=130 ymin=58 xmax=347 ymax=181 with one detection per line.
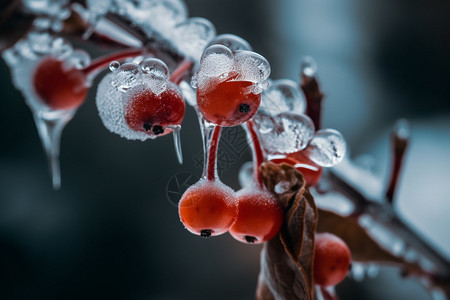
xmin=300 ymin=56 xmax=318 ymax=77
xmin=140 ymin=58 xmax=169 ymax=80
xmin=109 ymin=61 xmax=120 ymax=72
xmin=113 ymin=62 xmax=142 ymax=92
xmin=306 ymin=129 xmax=346 ymax=167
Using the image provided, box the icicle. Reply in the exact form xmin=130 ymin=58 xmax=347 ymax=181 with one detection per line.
xmin=168 ymin=125 xmax=183 ymax=164
xmin=33 ymin=109 xmax=75 ymax=189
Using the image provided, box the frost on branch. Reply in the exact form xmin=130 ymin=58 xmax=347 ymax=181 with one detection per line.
xmin=256 ymin=162 xmax=318 ymax=300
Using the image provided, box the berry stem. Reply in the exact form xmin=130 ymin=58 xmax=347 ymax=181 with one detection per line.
xmin=386 ymin=119 xmax=410 ymax=204
xmin=300 ymin=70 xmax=324 ymax=131
xmin=170 ymin=59 xmax=194 ymax=85
xmin=245 ymin=120 xmax=265 ymax=188
xmin=207 ymin=125 xmax=222 ymax=181
xmin=82 ymin=48 xmax=147 ymax=78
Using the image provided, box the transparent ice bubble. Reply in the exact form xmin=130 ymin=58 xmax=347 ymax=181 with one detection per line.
xmin=109 ymin=61 xmax=120 ymax=72
xmin=112 ymin=62 xmax=142 ymax=92
xmin=233 ymin=50 xmax=270 ymax=85
xmin=208 ymin=34 xmax=252 ymax=52
xmin=261 ymin=79 xmax=306 ymax=115
xmin=259 ymin=113 xmax=315 ymax=154
xmin=63 ymin=49 xmax=91 ymax=71
xmin=96 ymin=73 xmax=150 ymax=141
xmin=306 ymin=129 xmax=346 ymax=167
xmin=139 ymin=58 xmax=169 ymax=80
xmin=198 ymin=45 xmax=234 ymax=78
xmin=173 ymin=17 xmax=216 ymax=61
xmin=252 ymin=109 xmax=276 ymax=134
xmin=300 ymin=56 xmax=318 ymax=77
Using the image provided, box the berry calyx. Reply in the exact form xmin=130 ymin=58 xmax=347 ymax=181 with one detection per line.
xmin=314 ymin=232 xmax=351 ymax=287
xmin=124 ymin=83 xmax=185 ymax=137
xmin=178 ymin=179 xmax=238 ymax=237
xmin=33 ymin=57 xmax=88 ymax=110
xmin=197 ymin=72 xmax=261 ymax=127
xmin=229 ymin=187 xmax=283 ymax=244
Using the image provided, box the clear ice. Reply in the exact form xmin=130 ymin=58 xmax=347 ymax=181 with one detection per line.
xmin=260 ymin=79 xmax=306 ymax=115
xmin=306 ymin=129 xmax=347 ymax=167
xmin=254 ymin=112 xmax=315 ymax=154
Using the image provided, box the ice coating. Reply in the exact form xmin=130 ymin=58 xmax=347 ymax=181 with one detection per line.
xmin=97 ymin=58 xmax=184 ymax=141
xmin=255 ymin=112 xmax=315 ymax=154
xmin=97 ymin=73 xmax=151 ymax=141
xmin=306 ymin=129 xmax=346 ymax=167
xmin=2 ymin=33 xmax=89 ymax=112
xmin=260 ymin=79 xmax=306 ymax=115
xmin=119 ymin=0 xmax=188 ymax=36
xmin=207 ymin=34 xmax=252 ymax=52
xmin=172 ymin=17 xmax=216 ymax=61
xmin=193 ymin=45 xmax=270 ymax=92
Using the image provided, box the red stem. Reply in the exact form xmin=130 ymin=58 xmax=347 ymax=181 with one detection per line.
xmin=246 ymin=120 xmax=265 ymax=188
xmin=386 ymin=120 xmax=410 ymax=203
xmin=300 ymin=75 xmax=324 ymax=131
xmin=170 ymin=59 xmax=194 ymax=85
xmin=82 ymin=48 xmax=146 ymax=77
xmin=207 ymin=126 xmax=222 ymax=181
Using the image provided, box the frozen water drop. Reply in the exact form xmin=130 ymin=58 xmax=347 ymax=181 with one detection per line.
xmin=261 ymin=79 xmax=306 ymax=115
xmin=198 ymin=44 xmax=234 ymax=79
xmin=64 ymin=49 xmax=91 ymax=70
xmin=300 ymin=56 xmax=318 ymax=77
xmin=258 ymin=113 xmax=315 ymax=154
xmin=139 ymin=58 xmax=169 ymax=80
xmin=252 ymin=110 xmax=276 ymax=134
xmin=306 ymin=129 xmax=346 ymax=167
xmin=113 ymin=62 xmax=142 ymax=92
xmin=233 ymin=50 xmax=270 ymax=84
xmin=208 ymin=34 xmax=252 ymax=52
xmin=238 ymin=161 xmax=253 ymax=189
xmin=109 ymin=61 xmax=120 ymax=72
xmin=173 ymin=17 xmax=216 ymax=61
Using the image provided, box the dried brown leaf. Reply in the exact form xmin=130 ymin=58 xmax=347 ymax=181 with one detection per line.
xmin=257 ymin=162 xmax=318 ymax=300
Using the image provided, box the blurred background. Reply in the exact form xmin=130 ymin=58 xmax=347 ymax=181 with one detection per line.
xmin=1 ymin=0 xmax=449 ymax=299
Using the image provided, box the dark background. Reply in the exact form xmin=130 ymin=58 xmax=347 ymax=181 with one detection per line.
xmin=1 ymin=0 xmax=449 ymax=299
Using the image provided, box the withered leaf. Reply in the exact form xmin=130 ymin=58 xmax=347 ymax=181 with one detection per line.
xmin=317 ymin=209 xmax=404 ymax=263
xmin=257 ymin=162 xmax=318 ymax=300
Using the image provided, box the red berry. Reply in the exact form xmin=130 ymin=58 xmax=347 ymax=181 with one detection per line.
xmin=270 ymin=152 xmax=323 ymax=187
xmin=197 ymin=72 xmax=261 ymax=127
xmin=229 ymin=188 xmax=283 ymax=244
xmin=178 ymin=180 xmax=238 ymax=237
xmin=33 ymin=57 xmax=88 ymax=110
xmin=314 ymin=233 xmax=351 ymax=287
xmin=124 ymin=83 xmax=185 ymax=136
xmin=288 ymin=151 xmax=323 ymax=187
